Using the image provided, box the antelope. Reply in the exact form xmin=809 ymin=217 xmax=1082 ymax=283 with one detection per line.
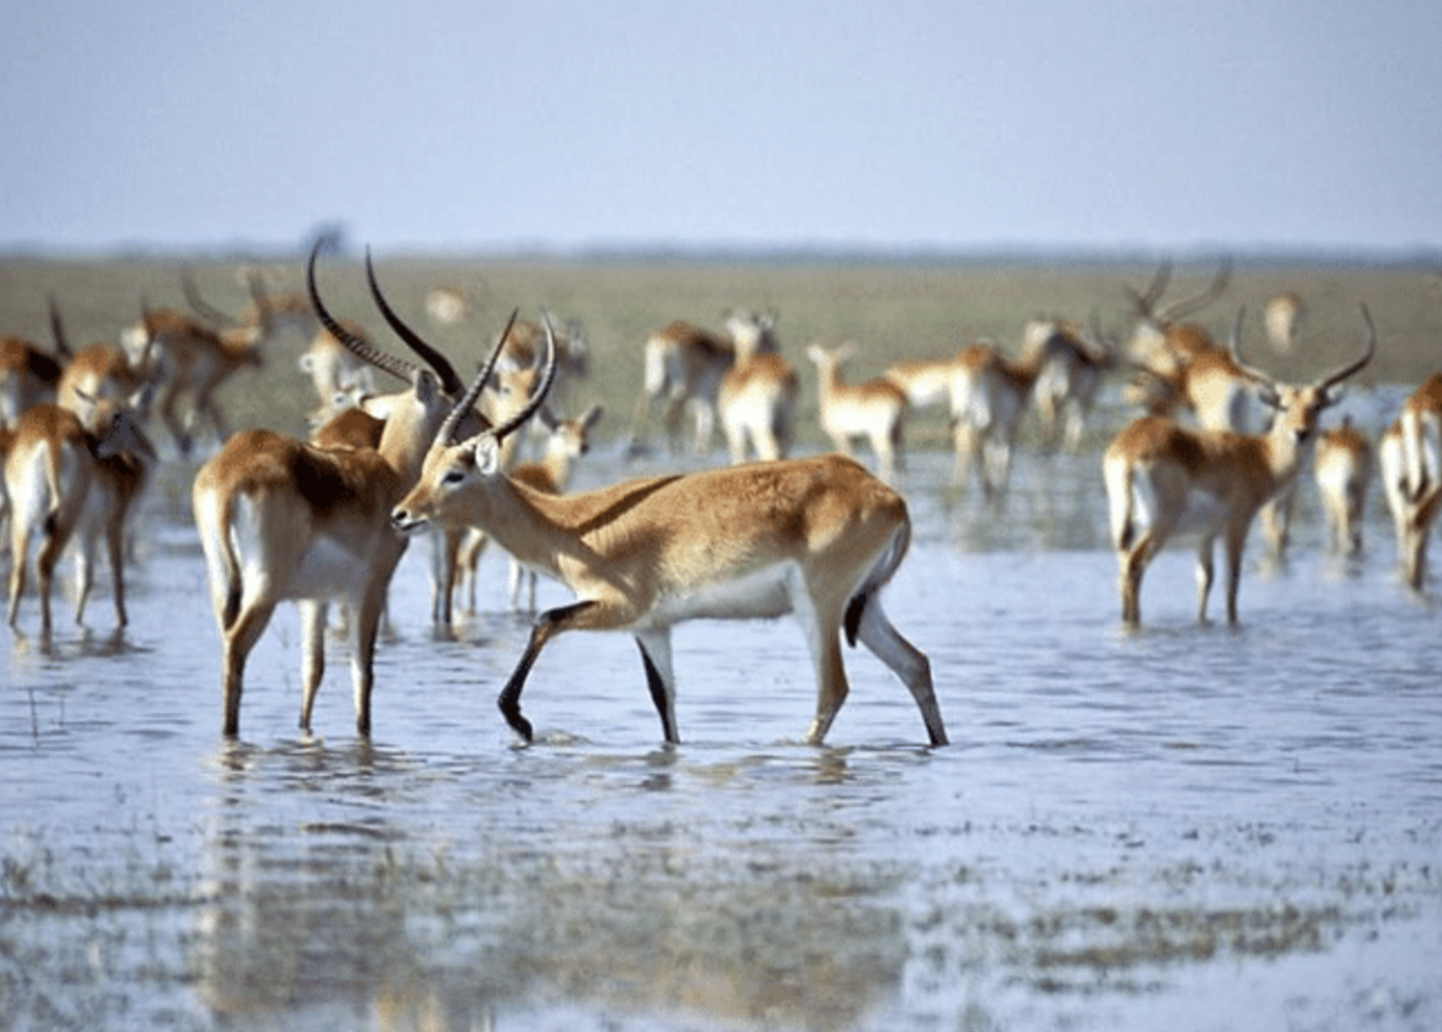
xmin=299 ymin=321 xmax=379 ymax=422
xmin=1022 ymin=317 xmax=1115 ymax=449
xmin=1264 ymin=291 xmax=1306 ymax=354
xmin=4 ymin=390 xmax=154 ymax=637
xmin=628 ymin=320 xmax=734 ymax=456
xmin=718 ymin=310 xmax=797 ymax=463
xmin=1313 ymin=417 xmax=1373 ymax=557
xmin=0 ymin=332 xmax=67 ymax=428
xmin=947 ymin=343 xmax=1036 ymax=495
xmin=1378 ymin=375 xmax=1442 ymax=588
xmin=806 ymin=344 xmax=908 ymax=482
xmin=183 ymin=268 xmax=316 ymax=343
xmin=1103 ymin=306 xmax=1375 ymax=627
xmin=191 ymin=241 xmax=479 ymax=737
xmin=391 ymin=335 xmax=949 ymax=749
xmin=885 ymin=351 xmax=966 ymax=415
xmin=123 ymin=281 xmax=274 ymax=455
xmin=426 ymin=286 xmax=470 ymax=326
xmin=1122 ymin=260 xmax=1257 ymax=433
xmin=48 ymin=297 xmax=152 ymax=430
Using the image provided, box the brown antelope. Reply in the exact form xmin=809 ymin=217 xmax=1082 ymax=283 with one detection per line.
xmin=1378 ymin=375 xmax=1442 ymax=588
xmin=390 ymin=337 xmax=948 ymax=748
xmin=4 ymin=390 xmax=154 ymax=637
xmin=628 ymin=320 xmax=734 ymax=456
xmin=1122 ymin=260 xmax=1257 ymax=433
xmin=1313 ymin=417 xmax=1374 ymax=557
xmin=191 ymin=242 xmax=480 ymax=737
xmin=1264 ymin=291 xmax=1306 ymax=354
xmin=1103 ymin=306 xmax=1375 ymax=627
xmin=1022 ymin=317 xmax=1115 ymax=449
xmin=885 ymin=351 xmax=966 ymax=415
xmin=947 ymin=343 xmax=1036 ymax=495
xmin=0 ymin=333 xmax=67 ymax=429
xmin=806 ymin=344 xmax=908 ymax=482
xmin=124 ymin=279 xmax=275 ymax=455
xmin=718 ymin=310 xmax=797 ymax=463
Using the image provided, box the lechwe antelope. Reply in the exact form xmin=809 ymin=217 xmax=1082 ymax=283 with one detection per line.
xmin=191 ymin=241 xmax=480 ymax=737
xmin=1378 ymin=375 xmax=1442 ymax=589
xmin=391 ymin=338 xmax=949 ymax=748
xmin=718 ymin=310 xmax=797 ymax=463
xmin=1264 ymin=291 xmax=1306 ymax=354
xmin=0 ymin=331 xmax=67 ymax=429
xmin=4 ymin=390 xmax=154 ymax=637
xmin=947 ymin=342 xmax=1036 ymax=496
xmin=806 ymin=344 xmax=908 ymax=482
xmin=1022 ymin=317 xmax=1115 ymax=450
xmin=1313 ymin=417 xmax=1374 ymax=557
xmin=628 ymin=320 xmax=734 ymax=456
xmin=1104 ymin=306 xmax=1375 ymax=627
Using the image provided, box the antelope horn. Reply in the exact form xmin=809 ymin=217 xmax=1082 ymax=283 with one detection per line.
xmin=492 ymin=311 xmax=559 ymax=443
xmin=305 ymin=237 xmax=419 ymax=385
xmin=182 ymin=271 xmax=238 ymax=327
xmin=1123 ymin=259 xmax=1173 ymax=316
xmin=1156 ymin=258 xmax=1232 ymax=323
xmin=1316 ymin=304 xmax=1377 ymax=393
xmin=47 ymin=293 xmax=72 ymax=359
xmin=1225 ymin=306 xmax=1278 ymax=390
xmin=438 ymin=307 xmax=520 ymax=447
xmin=364 ymin=248 xmax=464 ymax=397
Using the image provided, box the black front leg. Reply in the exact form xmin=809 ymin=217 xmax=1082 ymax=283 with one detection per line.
xmin=497 ymin=601 xmax=597 ymax=743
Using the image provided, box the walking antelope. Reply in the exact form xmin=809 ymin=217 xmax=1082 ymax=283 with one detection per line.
xmin=947 ymin=343 xmax=1036 ymax=495
xmin=806 ymin=344 xmax=908 ymax=482
xmin=191 ymin=241 xmax=480 ymax=737
xmin=4 ymin=390 xmax=154 ymax=637
xmin=1313 ymin=417 xmax=1373 ymax=557
xmin=1103 ymin=306 xmax=1375 ymax=627
xmin=718 ymin=311 xmax=797 ymax=463
xmin=391 ymin=335 xmax=948 ymax=748
xmin=628 ymin=320 xmax=734 ymax=456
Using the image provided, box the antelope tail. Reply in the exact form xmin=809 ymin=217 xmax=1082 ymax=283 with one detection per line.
xmin=845 ymin=518 xmax=911 ymax=647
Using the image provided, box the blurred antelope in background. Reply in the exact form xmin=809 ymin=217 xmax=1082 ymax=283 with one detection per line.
xmin=1103 ymin=306 xmax=1375 ymax=627
xmin=1021 ymin=316 xmax=1115 ymax=449
xmin=4 ymin=388 xmax=154 ymax=638
xmin=191 ymin=242 xmax=477 ymax=737
xmin=1264 ymin=291 xmax=1306 ymax=354
xmin=425 ymin=286 xmax=471 ymax=326
xmin=1378 ymin=374 xmax=1442 ymax=589
xmin=628 ymin=319 xmax=734 ymax=456
xmin=947 ymin=342 xmax=1036 ymax=495
xmin=298 ymin=321 xmax=380 ymax=425
xmin=718 ymin=310 xmax=797 ymax=463
xmin=123 ymin=275 xmax=277 ymax=455
xmin=1313 ymin=417 xmax=1373 ymax=558
xmin=391 ymin=337 xmax=948 ymax=748
xmin=807 ymin=344 xmax=908 ymax=482
xmin=0 ymin=323 xmax=67 ymax=428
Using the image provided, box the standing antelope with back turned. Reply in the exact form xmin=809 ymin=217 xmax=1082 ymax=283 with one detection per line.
xmin=392 ymin=327 xmax=948 ymax=748
xmin=191 ymin=241 xmax=486 ymax=737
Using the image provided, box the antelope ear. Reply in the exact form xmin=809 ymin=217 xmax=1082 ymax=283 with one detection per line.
xmin=472 ymin=434 xmax=502 ymax=475
xmin=1322 ymin=384 xmax=1347 ymax=409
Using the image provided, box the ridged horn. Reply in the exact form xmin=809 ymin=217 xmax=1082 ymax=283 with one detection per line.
xmin=364 ymin=248 xmax=464 ymax=397
xmin=305 ymin=237 xmax=419 ymax=385
xmin=438 ymin=307 xmax=521 ymax=447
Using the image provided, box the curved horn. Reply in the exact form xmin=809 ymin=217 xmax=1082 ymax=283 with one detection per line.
xmin=1224 ymin=306 xmax=1277 ymax=389
xmin=1156 ymin=258 xmax=1232 ymax=323
xmin=363 ymin=248 xmax=464 ymax=397
xmin=182 ymin=271 xmax=238 ymax=327
xmin=437 ymin=307 xmax=521 ymax=447
xmin=1123 ymin=258 xmax=1173 ymax=317
xmin=492 ymin=311 xmax=560 ymax=443
xmin=305 ymin=237 xmax=419 ymax=385
xmin=47 ymin=293 xmax=72 ymax=358
xmin=1316 ymin=304 xmax=1377 ymax=392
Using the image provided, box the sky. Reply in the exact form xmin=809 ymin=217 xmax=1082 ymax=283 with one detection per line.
xmin=3 ymin=0 xmax=1441 ymax=257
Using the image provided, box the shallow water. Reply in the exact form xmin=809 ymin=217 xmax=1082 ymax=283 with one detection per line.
xmin=3 ymin=418 xmax=1441 ymax=1031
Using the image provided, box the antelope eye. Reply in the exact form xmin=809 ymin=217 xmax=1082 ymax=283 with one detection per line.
xmin=442 ymin=468 xmax=466 ymax=485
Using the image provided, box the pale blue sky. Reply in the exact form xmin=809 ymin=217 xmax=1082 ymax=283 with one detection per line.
xmin=3 ymin=0 xmax=1440 ymax=256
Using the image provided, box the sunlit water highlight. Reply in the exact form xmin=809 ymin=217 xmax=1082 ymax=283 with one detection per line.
xmin=2 ymin=419 xmax=1440 ymax=1031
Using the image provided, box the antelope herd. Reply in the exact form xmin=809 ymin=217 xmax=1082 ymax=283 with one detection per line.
xmin=3 ymin=250 xmax=1440 ymax=746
